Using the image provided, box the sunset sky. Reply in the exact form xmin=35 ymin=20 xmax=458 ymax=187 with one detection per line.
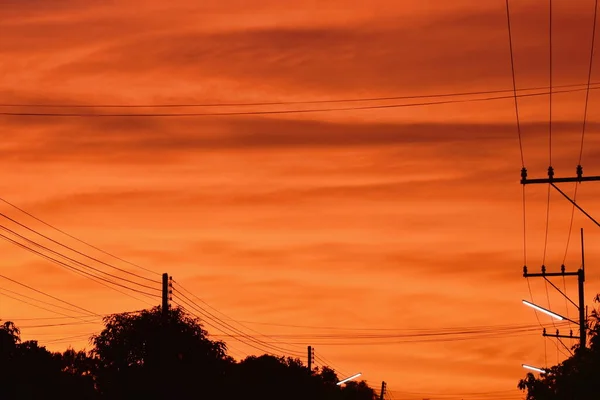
xmin=2 ymin=0 xmax=600 ymax=398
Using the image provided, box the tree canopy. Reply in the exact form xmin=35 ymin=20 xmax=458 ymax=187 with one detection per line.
xmin=518 ymin=295 xmax=600 ymax=400
xmin=0 ymin=307 xmax=377 ymax=400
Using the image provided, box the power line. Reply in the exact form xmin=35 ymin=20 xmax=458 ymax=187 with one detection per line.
xmin=313 ymin=354 xmax=349 ymax=378
xmin=507 ymin=0 xmax=544 ymax=338
xmin=549 ymin=0 xmax=553 ymax=166
xmin=0 ymin=273 xmax=100 ymax=317
xmin=171 ymin=298 xmax=287 ymax=358
xmin=542 ymin=0 xmax=557 ymax=335
xmin=1 ymin=82 xmax=599 ymax=109
xmin=0 ymin=86 xmax=599 ymax=117
xmin=0 ymin=231 xmax=160 ymax=303
xmin=563 ymin=0 xmax=598 ymax=264
xmin=171 ymin=289 xmax=304 ymax=357
xmin=172 ymin=280 xmax=304 ymax=351
xmin=43 ymin=332 xmax=95 ymax=344
xmin=0 ymin=222 xmax=160 ymax=293
xmin=505 ymin=0 xmax=524 ymax=167
xmin=203 ymin=324 xmax=565 ymax=340
xmin=0 ymin=286 xmax=95 ymax=316
xmin=0 ymin=210 xmax=159 ymax=284
xmin=560 ymin=0 xmax=599 ymax=337
xmin=15 ymin=320 xmax=102 ymax=329
xmin=208 ymin=318 xmax=564 ymax=332
xmin=0 ymin=290 xmax=96 ymax=323
xmin=0 ymin=196 xmax=161 ymax=277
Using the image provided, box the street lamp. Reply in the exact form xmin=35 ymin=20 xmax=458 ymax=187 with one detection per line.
xmin=522 ymin=300 xmax=573 ymax=322
xmin=522 ymin=364 xmax=546 ymax=374
xmin=337 ymin=373 xmax=362 ymax=385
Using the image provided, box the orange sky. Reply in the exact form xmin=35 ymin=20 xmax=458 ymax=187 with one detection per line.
xmin=2 ymin=0 xmax=600 ymax=398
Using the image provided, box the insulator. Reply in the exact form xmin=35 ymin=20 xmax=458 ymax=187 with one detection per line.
xmin=541 ymin=265 xmax=546 ymax=274
xmin=561 ymin=264 xmax=566 ymax=273
xmin=577 ymin=165 xmax=583 ymax=179
xmin=521 ymin=167 xmax=528 ymax=181
xmin=548 ymin=166 xmax=554 ymax=179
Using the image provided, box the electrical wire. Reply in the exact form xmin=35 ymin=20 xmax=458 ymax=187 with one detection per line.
xmin=43 ymin=332 xmax=95 ymax=344
xmin=0 ymin=273 xmax=100 ymax=317
xmin=171 ymin=298 xmax=281 ymax=358
xmin=1 ymin=82 xmax=599 ymax=109
xmin=542 ymin=0 xmax=557 ymax=336
xmin=505 ymin=0 xmax=524 ymax=168
xmin=0 ymin=290 xmax=96 ymax=323
xmin=560 ymin=1 xmax=599 ymax=338
xmin=172 ymin=280 xmax=304 ymax=351
xmin=0 ymin=196 xmax=161 ymax=277
xmin=0 ymin=222 xmax=160 ymax=293
xmin=549 ymin=0 xmax=553 ymax=166
xmin=0 ymin=86 xmax=598 ymax=117
xmin=15 ymin=320 xmax=103 ymax=328
xmin=171 ymin=289 xmax=304 ymax=357
xmin=0 ymin=210 xmax=159 ymax=284
xmin=0 ymin=286 xmax=95 ymax=316
xmin=0 ymin=231 xmax=160 ymax=304
xmin=507 ymin=0 xmax=545 ymax=340
xmin=562 ymin=0 xmax=598 ymax=266
xmin=313 ymin=354 xmax=349 ymax=378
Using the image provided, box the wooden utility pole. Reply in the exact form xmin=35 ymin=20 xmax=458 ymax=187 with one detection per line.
xmin=523 ymin=229 xmax=587 ymax=350
xmin=307 ymin=346 xmax=313 ymax=372
xmin=162 ymin=272 xmax=169 ymax=318
xmin=379 ymin=381 xmax=386 ymax=400
xmin=521 ymin=165 xmax=597 ymax=351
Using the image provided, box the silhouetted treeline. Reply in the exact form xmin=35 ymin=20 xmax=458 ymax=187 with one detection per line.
xmin=0 ymin=307 xmax=377 ymax=400
xmin=519 ymin=294 xmax=600 ymax=399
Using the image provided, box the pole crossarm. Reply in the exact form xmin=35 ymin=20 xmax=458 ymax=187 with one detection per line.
xmin=524 ymin=272 xmax=579 ymax=277
xmin=523 ymin=265 xmax=579 ymax=278
xmin=543 ymin=328 xmax=576 ymax=340
xmin=522 ymin=176 xmax=600 ymax=184
xmin=520 ymin=165 xmax=600 ymax=185
xmin=519 ymin=166 xmax=600 ymax=227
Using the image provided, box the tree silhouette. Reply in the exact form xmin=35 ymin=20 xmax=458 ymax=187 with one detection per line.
xmin=0 ymin=307 xmax=378 ymax=399
xmin=0 ymin=321 xmax=98 ymax=399
xmin=91 ymin=306 xmax=232 ymax=399
xmin=518 ymin=294 xmax=600 ymax=399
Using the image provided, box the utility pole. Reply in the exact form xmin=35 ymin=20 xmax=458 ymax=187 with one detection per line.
xmin=579 ymin=228 xmax=586 ymax=349
xmin=521 ymin=165 xmax=598 ymax=352
xmin=162 ymin=272 xmax=169 ymax=318
xmin=522 ymin=229 xmax=587 ymax=350
xmin=307 ymin=346 xmax=314 ymax=372
xmin=379 ymin=381 xmax=386 ymax=400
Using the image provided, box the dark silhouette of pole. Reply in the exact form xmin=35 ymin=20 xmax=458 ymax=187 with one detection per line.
xmin=524 ymin=229 xmax=587 ymax=351
xmin=162 ymin=273 xmax=169 ymax=317
xmin=307 ymin=346 xmax=312 ymax=371
xmin=579 ymin=228 xmax=586 ymax=349
xmin=379 ymin=381 xmax=386 ymax=400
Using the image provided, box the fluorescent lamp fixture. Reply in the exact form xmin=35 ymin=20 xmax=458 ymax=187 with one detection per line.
xmin=337 ymin=373 xmax=362 ymax=385
xmin=522 ymin=364 xmax=546 ymax=374
xmin=522 ymin=300 xmax=564 ymax=320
